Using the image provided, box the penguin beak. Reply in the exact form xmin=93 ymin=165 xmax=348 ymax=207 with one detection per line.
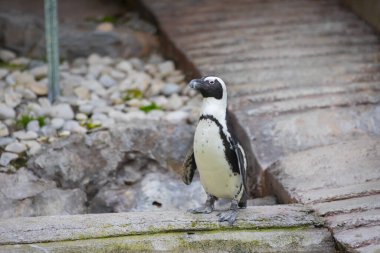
xmin=189 ymin=79 xmax=203 ymax=90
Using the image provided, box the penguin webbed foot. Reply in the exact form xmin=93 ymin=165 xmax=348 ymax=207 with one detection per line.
xmin=188 ymin=194 xmax=216 ymax=214
xmin=188 ymin=205 xmax=213 ymax=214
xmin=218 ymin=199 xmax=239 ymax=225
xmin=217 ymin=209 xmax=238 ymax=225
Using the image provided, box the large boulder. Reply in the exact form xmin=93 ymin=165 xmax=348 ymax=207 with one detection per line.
xmin=28 ymin=121 xmax=196 ymax=213
xmin=0 ymin=168 xmax=87 ymax=218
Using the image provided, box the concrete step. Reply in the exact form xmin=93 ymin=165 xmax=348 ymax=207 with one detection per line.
xmin=0 ymin=205 xmax=335 ymax=252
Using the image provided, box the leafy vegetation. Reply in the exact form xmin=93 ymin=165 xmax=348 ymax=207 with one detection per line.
xmin=139 ymin=102 xmax=162 ymax=113
xmin=16 ymin=115 xmax=46 ymax=129
xmin=0 ymin=60 xmax=26 ymax=71
xmin=123 ymin=89 xmax=143 ymax=101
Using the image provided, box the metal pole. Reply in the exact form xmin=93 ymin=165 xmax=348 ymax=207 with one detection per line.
xmin=44 ymin=0 xmax=60 ymax=102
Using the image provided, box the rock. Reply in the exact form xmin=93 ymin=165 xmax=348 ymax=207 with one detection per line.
xmin=5 ymin=142 xmax=27 ymax=154
xmin=87 ymin=54 xmax=103 ymax=65
xmin=26 ymin=120 xmax=40 ymax=132
xmin=50 ymin=103 xmax=74 ymax=120
xmin=19 ymin=88 xmax=37 ymax=100
xmin=50 ymin=118 xmax=65 ymax=130
xmin=79 ymin=104 xmax=94 ymax=114
xmin=0 ymin=137 xmax=15 ymax=147
xmin=90 ymin=172 xmax=206 ymax=213
xmin=5 ymin=74 xmax=15 ymax=85
xmin=0 ymin=69 xmax=9 ymax=79
xmin=129 ymin=58 xmax=144 ymax=71
xmin=0 ymin=103 xmax=16 ymax=119
xmin=164 ymin=111 xmax=189 ymax=124
xmin=0 ymin=49 xmax=16 ymax=61
xmin=28 ymin=122 xmax=194 ymax=196
xmin=13 ymin=130 xmax=38 ymax=140
xmin=4 ymin=89 xmax=22 ymax=107
xmin=99 ymin=74 xmax=117 ymax=88
xmin=109 ymin=70 xmax=125 ymax=80
xmin=116 ymin=61 xmax=133 ymax=73
xmin=0 ymin=122 xmax=9 ymax=137
xmin=158 ymin=61 xmax=175 ymax=77
xmin=31 ymin=188 xmax=87 ymax=216
xmin=165 ymin=94 xmax=184 ymax=110
xmin=30 ymin=65 xmax=48 ymax=79
xmin=74 ymin=86 xmax=91 ymax=100
xmin=75 ymin=113 xmax=88 ymax=121
xmin=11 ymin=57 xmax=29 ymax=66
xmin=0 ymin=168 xmax=56 ymax=200
xmin=0 ymin=168 xmax=86 ymax=218
xmin=23 ymin=140 xmax=42 ymax=156
xmin=161 ymin=83 xmax=181 ymax=96
xmin=96 ymin=22 xmax=114 ymax=32
xmin=0 ymin=152 xmax=18 ymax=167
xmin=63 ymin=120 xmax=80 ymax=131
xmin=133 ymin=172 xmax=206 ymax=211
xmin=28 ymin=82 xmax=48 ymax=96
xmin=40 ymin=125 xmax=56 ymax=137
xmin=14 ymin=72 xmax=34 ymax=85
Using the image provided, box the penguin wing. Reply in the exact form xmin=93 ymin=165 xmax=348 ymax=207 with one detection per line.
xmin=232 ymin=139 xmax=248 ymax=193
xmin=182 ymin=146 xmax=197 ymax=185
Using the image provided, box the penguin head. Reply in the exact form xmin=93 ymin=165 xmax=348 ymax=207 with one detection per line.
xmin=189 ymin=76 xmax=226 ymax=100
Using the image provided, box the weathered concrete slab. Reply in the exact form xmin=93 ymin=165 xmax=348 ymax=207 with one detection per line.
xmin=325 ymin=209 xmax=380 ymax=229
xmin=0 ymin=229 xmax=335 ymax=253
xmin=0 ymin=205 xmax=335 ymax=252
xmin=266 ymin=136 xmax=380 ymax=203
xmin=334 ymin=225 xmax=380 ymax=250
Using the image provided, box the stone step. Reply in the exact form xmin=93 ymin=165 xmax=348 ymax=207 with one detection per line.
xmin=266 ymin=136 xmax=380 ymax=203
xmin=235 ymin=106 xmax=380 ymax=170
xmin=0 ymin=205 xmax=335 ymax=252
xmin=201 ymin=51 xmax=380 ymax=74
xmin=334 ymin=225 xmax=380 ymax=250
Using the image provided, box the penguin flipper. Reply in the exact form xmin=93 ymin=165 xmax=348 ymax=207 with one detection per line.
xmin=233 ymin=141 xmax=249 ymax=196
xmin=182 ymin=146 xmax=197 ymax=185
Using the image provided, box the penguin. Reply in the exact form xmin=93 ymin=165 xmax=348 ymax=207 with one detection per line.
xmin=182 ymin=76 xmax=248 ymax=225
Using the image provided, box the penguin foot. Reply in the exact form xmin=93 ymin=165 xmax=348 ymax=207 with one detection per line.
xmin=217 ymin=209 xmax=238 ymax=225
xmin=188 ymin=205 xmax=213 ymax=214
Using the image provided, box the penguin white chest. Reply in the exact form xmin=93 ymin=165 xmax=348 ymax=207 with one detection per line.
xmin=194 ymin=119 xmax=241 ymax=199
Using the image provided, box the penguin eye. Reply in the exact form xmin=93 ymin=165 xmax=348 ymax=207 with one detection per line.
xmin=209 ymin=80 xmax=215 ymax=84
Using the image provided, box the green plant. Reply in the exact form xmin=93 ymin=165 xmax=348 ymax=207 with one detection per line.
xmin=0 ymin=60 xmax=26 ymax=71
xmin=123 ymin=89 xmax=143 ymax=101
xmin=16 ymin=115 xmax=46 ymax=129
xmin=139 ymin=102 xmax=163 ymax=113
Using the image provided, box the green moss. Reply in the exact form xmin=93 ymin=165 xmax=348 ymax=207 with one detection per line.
xmin=123 ymin=89 xmax=143 ymax=101
xmin=85 ymin=120 xmax=102 ymax=130
xmin=139 ymin=102 xmax=162 ymax=113
xmin=16 ymin=115 xmax=46 ymax=129
xmin=0 ymin=60 xmax=26 ymax=71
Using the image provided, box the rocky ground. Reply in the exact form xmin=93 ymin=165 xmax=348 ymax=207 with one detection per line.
xmin=0 ymin=48 xmax=210 ymax=218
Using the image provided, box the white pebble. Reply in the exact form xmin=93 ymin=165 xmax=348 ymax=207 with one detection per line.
xmin=51 ymin=103 xmax=74 ymax=120
xmin=0 ymin=49 xmax=16 ymax=61
xmin=5 ymin=142 xmax=27 ymax=154
xmin=79 ymin=104 xmax=94 ymax=114
xmin=13 ymin=130 xmax=38 ymax=140
xmin=116 ymin=61 xmax=133 ymax=73
xmin=165 ymin=111 xmax=189 ymax=124
xmin=0 ymin=103 xmax=16 ymax=119
xmin=0 ymin=122 xmax=9 ymax=137
xmin=161 ymin=83 xmax=181 ymax=96
xmin=51 ymin=118 xmax=65 ymax=129
xmin=75 ymin=113 xmax=88 ymax=121
xmin=99 ymin=74 xmax=117 ymax=88
xmin=27 ymin=120 xmax=40 ymax=132
xmin=158 ymin=61 xmax=175 ymax=77
xmin=63 ymin=120 xmax=80 ymax=131
xmin=0 ymin=152 xmax=18 ymax=166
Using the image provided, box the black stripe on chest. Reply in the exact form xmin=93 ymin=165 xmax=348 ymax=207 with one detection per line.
xmin=199 ymin=114 xmax=240 ymax=174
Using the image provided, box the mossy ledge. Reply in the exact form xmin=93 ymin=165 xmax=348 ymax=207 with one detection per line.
xmin=0 ymin=205 xmax=335 ymax=252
